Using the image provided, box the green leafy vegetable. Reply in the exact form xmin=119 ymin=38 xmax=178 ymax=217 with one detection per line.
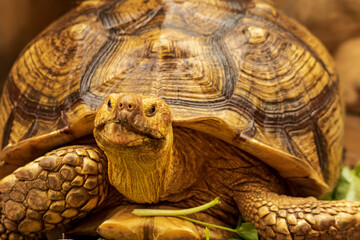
xmin=132 ymin=197 xmax=258 ymax=240
xmin=228 ymin=218 xmax=258 ymax=240
xmin=332 ymin=160 xmax=360 ymax=201
xmin=235 ymin=222 xmax=258 ymax=240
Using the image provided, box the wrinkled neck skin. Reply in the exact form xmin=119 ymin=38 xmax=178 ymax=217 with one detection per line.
xmin=103 ymin=128 xmax=174 ymax=204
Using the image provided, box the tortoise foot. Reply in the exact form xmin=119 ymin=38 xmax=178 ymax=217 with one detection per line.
xmin=237 ymin=192 xmax=360 ymax=240
xmin=0 ymin=145 xmax=108 ymax=238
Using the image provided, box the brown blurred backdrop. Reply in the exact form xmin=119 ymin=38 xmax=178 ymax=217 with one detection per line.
xmin=0 ymin=0 xmax=74 ymax=92
xmin=275 ymin=0 xmax=360 ymax=53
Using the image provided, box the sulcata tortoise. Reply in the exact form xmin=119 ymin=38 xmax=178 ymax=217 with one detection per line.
xmin=0 ymin=0 xmax=359 ymax=239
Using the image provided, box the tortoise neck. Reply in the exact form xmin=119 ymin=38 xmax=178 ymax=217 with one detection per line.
xmin=104 ymin=128 xmax=174 ymax=204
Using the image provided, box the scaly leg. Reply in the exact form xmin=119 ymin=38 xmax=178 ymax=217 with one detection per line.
xmin=236 ymin=191 xmax=360 ymax=240
xmin=0 ymin=145 xmax=108 ymax=239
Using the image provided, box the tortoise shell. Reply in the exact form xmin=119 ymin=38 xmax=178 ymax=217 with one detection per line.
xmin=0 ymin=0 xmax=343 ymax=197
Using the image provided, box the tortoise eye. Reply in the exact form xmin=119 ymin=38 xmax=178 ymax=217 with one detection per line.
xmin=146 ymin=105 xmax=156 ymax=117
xmin=107 ymin=99 xmax=112 ymax=109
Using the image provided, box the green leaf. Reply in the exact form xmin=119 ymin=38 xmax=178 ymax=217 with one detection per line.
xmin=332 ymin=167 xmax=352 ymax=200
xmin=354 ymin=161 xmax=360 ymax=177
xmin=345 ymin=172 xmax=360 ymax=201
xmin=235 ymin=222 xmax=258 ymax=240
xmin=332 ymin=162 xmax=360 ymax=201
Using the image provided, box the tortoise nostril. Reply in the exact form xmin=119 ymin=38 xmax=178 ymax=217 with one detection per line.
xmin=118 ymin=95 xmax=139 ymax=113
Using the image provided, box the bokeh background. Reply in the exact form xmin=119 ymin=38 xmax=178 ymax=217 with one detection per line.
xmin=0 ymin=0 xmax=359 ymax=164
xmin=0 ymin=0 xmax=74 ymax=91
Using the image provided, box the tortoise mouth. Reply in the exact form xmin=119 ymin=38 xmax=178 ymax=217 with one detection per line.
xmin=95 ymin=121 xmax=163 ymax=147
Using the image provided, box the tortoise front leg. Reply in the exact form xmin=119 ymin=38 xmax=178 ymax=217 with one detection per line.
xmin=235 ymin=191 xmax=360 ymax=240
xmin=0 ymin=145 xmax=108 ymax=239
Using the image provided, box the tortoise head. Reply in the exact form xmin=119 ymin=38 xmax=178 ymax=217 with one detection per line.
xmin=93 ymin=93 xmax=173 ymax=203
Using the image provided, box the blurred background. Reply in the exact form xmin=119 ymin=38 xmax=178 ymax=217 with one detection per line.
xmin=0 ymin=0 xmax=359 ymax=163
xmin=0 ymin=0 xmax=74 ymax=91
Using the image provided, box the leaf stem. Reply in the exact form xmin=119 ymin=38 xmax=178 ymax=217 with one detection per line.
xmin=132 ymin=197 xmax=221 ymax=216
xmin=178 ymin=216 xmax=237 ymax=233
